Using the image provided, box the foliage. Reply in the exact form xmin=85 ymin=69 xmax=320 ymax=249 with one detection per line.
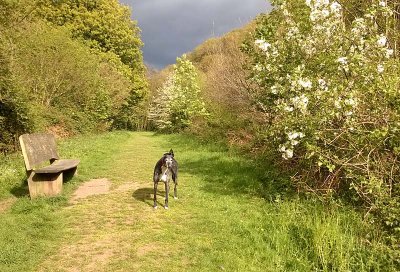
xmin=0 ymin=0 xmax=147 ymax=152
xmin=0 ymin=2 xmax=32 ymax=152
xmin=243 ymin=0 xmax=400 ymax=257
xmin=33 ymin=0 xmax=148 ymax=130
xmin=9 ymin=22 xmax=116 ymax=132
xmin=186 ymin=26 xmax=262 ymax=148
xmin=148 ymin=55 xmax=207 ymax=132
xmin=33 ymin=0 xmax=144 ymax=73
xmin=112 ymin=86 xmax=148 ymax=131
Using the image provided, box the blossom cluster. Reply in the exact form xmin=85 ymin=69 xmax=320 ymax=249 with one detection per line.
xmin=279 ymin=131 xmax=305 ymax=159
xmin=247 ymin=0 xmax=400 ymax=245
xmin=250 ymin=0 xmax=396 ymax=162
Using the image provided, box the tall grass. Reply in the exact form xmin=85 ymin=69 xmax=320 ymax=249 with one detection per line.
xmin=154 ymin=134 xmax=396 ymax=271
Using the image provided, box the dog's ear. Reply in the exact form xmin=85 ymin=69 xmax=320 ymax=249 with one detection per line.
xmin=169 ymin=149 xmax=174 ymax=157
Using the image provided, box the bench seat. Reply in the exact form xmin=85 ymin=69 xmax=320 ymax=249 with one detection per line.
xmin=34 ymin=159 xmax=80 ymax=174
xmin=19 ymin=133 xmax=80 ymax=198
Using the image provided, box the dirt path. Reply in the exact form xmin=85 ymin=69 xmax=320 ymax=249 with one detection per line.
xmin=39 ymin=180 xmax=149 ymax=271
xmin=69 ymin=178 xmax=111 ymax=204
xmin=37 ymin=133 xmax=188 ymax=271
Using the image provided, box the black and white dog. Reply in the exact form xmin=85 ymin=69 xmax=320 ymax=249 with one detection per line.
xmin=153 ymin=149 xmax=178 ymax=209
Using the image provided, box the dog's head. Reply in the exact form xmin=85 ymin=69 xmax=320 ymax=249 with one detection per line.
xmin=163 ymin=149 xmax=174 ymax=169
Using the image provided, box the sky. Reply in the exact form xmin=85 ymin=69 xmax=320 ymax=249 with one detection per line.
xmin=120 ymin=0 xmax=272 ymax=69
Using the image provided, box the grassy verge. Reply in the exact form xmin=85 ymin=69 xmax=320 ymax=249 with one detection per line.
xmin=0 ymin=131 xmax=134 ymax=272
xmin=0 ymin=131 xmax=397 ymax=271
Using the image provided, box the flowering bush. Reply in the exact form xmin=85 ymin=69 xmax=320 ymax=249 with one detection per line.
xmin=148 ymin=55 xmax=207 ymax=132
xmin=244 ymin=0 xmax=400 ymax=249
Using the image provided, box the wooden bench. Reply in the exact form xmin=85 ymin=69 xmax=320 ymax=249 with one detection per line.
xmin=19 ymin=133 xmax=80 ymax=198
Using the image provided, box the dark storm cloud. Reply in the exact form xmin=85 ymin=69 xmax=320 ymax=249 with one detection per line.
xmin=120 ymin=0 xmax=272 ymax=69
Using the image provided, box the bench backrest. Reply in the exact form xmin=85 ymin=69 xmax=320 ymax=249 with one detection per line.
xmin=19 ymin=133 xmax=60 ymax=170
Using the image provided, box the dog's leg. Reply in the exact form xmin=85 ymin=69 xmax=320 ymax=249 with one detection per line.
xmin=153 ymin=181 xmax=158 ymax=209
xmin=172 ymin=166 xmax=178 ymax=200
xmin=173 ymin=183 xmax=178 ymax=200
xmin=173 ymin=172 xmax=178 ymax=200
xmin=164 ymin=180 xmax=169 ymax=209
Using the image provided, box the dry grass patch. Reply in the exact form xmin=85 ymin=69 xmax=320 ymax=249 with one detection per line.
xmin=0 ymin=197 xmax=17 ymax=213
xmin=69 ymin=178 xmax=111 ymax=203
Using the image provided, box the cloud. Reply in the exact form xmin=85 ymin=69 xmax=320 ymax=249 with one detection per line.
xmin=120 ymin=0 xmax=272 ymax=69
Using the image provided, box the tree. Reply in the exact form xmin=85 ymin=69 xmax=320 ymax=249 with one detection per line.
xmin=33 ymin=0 xmax=144 ymax=73
xmin=148 ymin=55 xmax=207 ymax=132
xmin=33 ymin=0 xmax=149 ymax=130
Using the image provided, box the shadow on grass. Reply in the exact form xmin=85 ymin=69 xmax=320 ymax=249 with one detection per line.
xmin=158 ymin=134 xmax=293 ymax=200
xmin=182 ymin=155 xmax=266 ymax=197
xmin=10 ymin=181 xmax=29 ymax=198
xmin=10 ymin=175 xmax=29 ymax=198
xmin=132 ymin=187 xmax=170 ymax=208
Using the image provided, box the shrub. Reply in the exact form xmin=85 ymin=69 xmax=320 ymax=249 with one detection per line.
xmin=0 ymin=39 xmax=31 ymax=152
xmin=243 ymin=0 xmax=400 ymax=255
xmin=148 ymin=55 xmax=207 ymax=132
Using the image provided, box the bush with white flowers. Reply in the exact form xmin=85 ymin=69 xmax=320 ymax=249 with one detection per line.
xmin=244 ymin=0 xmax=400 ymax=242
xmin=148 ymin=55 xmax=207 ymax=131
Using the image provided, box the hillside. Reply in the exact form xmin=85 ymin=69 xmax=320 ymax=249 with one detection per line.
xmin=148 ymin=22 xmax=261 ymax=147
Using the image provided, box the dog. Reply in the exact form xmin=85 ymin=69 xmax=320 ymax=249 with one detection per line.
xmin=153 ymin=149 xmax=178 ymax=209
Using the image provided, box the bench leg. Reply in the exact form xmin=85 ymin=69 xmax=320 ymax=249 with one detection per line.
xmin=27 ymin=171 xmax=63 ymax=198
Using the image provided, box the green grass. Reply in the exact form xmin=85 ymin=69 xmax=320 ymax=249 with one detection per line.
xmin=0 ymin=131 xmax=397 ymax=271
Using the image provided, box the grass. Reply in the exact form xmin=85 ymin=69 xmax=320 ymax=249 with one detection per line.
xmin=0 ymin=131 xmax=397 ymax=271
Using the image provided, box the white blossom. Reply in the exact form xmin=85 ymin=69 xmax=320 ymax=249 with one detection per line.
xmin=255 ymin=39 xmax=265 ymax=45
xmin=337 ymin=57 xmax=348 ymax=65
xmin=287 ymin=131 xmax=305 ymax=140
xmin=254 ymin=64 xmax=263 ymax=72
xmin=298 ymin=78 xmax=313 ymax=89
xmin=284 ymin=149 xmax=294 ymax=159
xmin=344 ymin=98 xmax=357 ymax=106
xmin=346 ymin=111 xmax=353 ymax=116
xmin=279 ymin=144 xmax=294 ymax=160
xmin=284 ymin=106 xmax=294 ymax=112
xmin=318 ymin=79 xmax=328 ymax=91
xmin=386 ymin=48 xmax=394 ymax=58
xmin=321 ymin=9 xmax=330 ymax=18
xmin=330 ymin=2 xmax=342 ymax=14
xmin=337 ymin=57 xmax=349 ymax=72
xmin=377 ymin=35 xmax=387 ymax=47
xmin=292 ymin=94 xmax=309 ymax=112
xmin=334 ymin=99 xmax=342 ymax=109
xmin=255 ymin=39 xmax=271 ymax=51
xmin=377 ymin=64 xmax=384 ymax=73
xmin=288 ymin=132 xmax=299 ymax=140
xmin=287 ymin=26 xmax=300 ymax=39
